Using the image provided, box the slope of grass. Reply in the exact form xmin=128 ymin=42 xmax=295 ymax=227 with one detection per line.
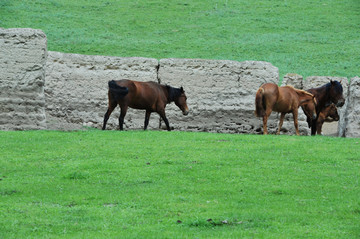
xmin=1 ymin=0 xmax=359 ymax=79
xmin=1 ymin=130 xmax=359 ymax=238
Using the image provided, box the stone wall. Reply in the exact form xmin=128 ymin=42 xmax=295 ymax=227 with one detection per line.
xmin=45 ymin=54 xmax=283 ymax=134
xmin=2 ymin=28 xmax=359 ymax=137
xmin=340 ymin=77 xmax=360 ymax=137
xmin=158 ymin=58 xmax=280 ymax=133
xmin=0 ymin=28 xmax=47 ymax=130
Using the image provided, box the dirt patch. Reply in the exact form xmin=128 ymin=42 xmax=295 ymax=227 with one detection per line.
xmin=321 ymin=121 xmax=339 ymax=137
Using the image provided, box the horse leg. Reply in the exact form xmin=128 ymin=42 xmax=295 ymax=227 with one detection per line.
xmin=158 ymin=110 xmax=171 ymax=131
xmin=262 ymin=109 xmax=272 ymax=135
xmin=292 ymin=109 xmax=300 ymax=136
xmin=144 ymin=110 xmax=151 ymax=130
xmin=102 ymin=100 xmax=117 ymax=130
xmin=316 ymin=118 xmax=324 ymax=135
xmin=277 ymin=113 xmax=286 ymax=135
xmin=311 ymin=119 xmax=317 ymax=135
xmin=119 ymin=105 xmax=128 ymax=130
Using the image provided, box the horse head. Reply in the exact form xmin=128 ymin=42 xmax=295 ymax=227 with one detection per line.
xmin=329 ymin=80 xmax=345 ymax=107
xmin=167 ymin=86 xmax=189 ymax=115
xmin=301 ymin=94 xmax=317 ymax=128
xmin=327 ymin=104 xmax=340 ymax=121
xmin=175 ymin=87 xmax=189 ymax=116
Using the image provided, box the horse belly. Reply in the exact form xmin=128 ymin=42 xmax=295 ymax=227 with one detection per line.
xmin=273 ymin=103 xmax=292 ymax=113
xmin=128 ymin=97 xmax=151 ymax=110
xmin=127 ymin=92 xmax=157 ymax=111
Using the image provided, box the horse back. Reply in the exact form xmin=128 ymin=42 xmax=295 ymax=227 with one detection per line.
xmin=274 ymin=86 xmax=299 ymax=111
xmin=115 ymin=80 xmax=165 ymax=110
xmin=260 ymin=83 xmax=291 ymax=112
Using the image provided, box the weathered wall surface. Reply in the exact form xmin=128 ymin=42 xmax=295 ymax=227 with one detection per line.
xmin=2 ymin=28 xmax=359 ymax=137
xmin=45 ymin=54 xmax=285 ymax=134
xmin=282 ymin=73 xmax=303 ymax=89
xmin=45 ymin=51 xmax=159 ymax=130
xmin=340 ymin=77 xmax=360 ymax=138
xmin=158 ymin=58 xmax=282 ymax=134
xmin=0 ymin=28 xmax=47 ymax=130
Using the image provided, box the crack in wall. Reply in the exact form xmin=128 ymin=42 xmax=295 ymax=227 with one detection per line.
xmin=156 ymin=61 xmax=160 ymax=84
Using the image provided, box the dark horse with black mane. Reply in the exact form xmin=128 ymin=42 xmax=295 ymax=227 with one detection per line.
xmin=102 ymin=79 xmax=189 ymax=131
xmin=302 ymin=80 xmax=345 ymax=135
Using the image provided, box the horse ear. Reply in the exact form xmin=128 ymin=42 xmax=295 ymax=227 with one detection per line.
xmin=180 ymin=86 xmax=184 ymax=92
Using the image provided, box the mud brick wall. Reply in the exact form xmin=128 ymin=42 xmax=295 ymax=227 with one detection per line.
xmin=0 ymin=28 xmax=47 ymax=130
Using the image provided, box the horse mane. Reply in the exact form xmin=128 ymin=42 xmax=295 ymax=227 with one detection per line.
xmin=330 ymin=80 xmax=343 ymax=94
xmin=312 ymin=81 xmax=343 ymax=94
xmin=166 ymin=85 xmax=183 ymax=102
xmin=284 ymin=85 xmax=314 ymax=98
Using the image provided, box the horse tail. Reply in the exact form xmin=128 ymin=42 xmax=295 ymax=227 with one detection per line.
xmin=108 ymin=80 xmax=129 ymax=101
xmin=255 ymin=87 xmax=265 ymax=117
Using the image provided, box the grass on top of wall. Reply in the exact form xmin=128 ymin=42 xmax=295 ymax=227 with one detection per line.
xmin=0 ymin=130 xmax=359 ymax=238
xmin=1 ymin=0 xmax=359 ymax=80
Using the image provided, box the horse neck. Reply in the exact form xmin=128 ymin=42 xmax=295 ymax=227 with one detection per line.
xmin=161 ymin=85 xmax=173 ymax=104
xmin=322 ymin=106 xmax=332 ymax=117
xmin=295 ymin=89 xmax=313 ymax=105
xmin=310 ymin=84 xmax=330 ymax=107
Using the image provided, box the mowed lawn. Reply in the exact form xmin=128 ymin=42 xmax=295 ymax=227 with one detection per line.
xmin=1 ymin=0 xmax=359 ymax=79
xmin=0 ymin=130 xmax=359 ymax=238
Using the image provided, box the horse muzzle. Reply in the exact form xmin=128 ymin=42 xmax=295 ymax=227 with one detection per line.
xmin=336 ymin=99 xmax=345 ymax=107
xmin=312 ymin=113 xmax=317 ymax=120
xmin=182 ymin=109 xmax=189 ymax=116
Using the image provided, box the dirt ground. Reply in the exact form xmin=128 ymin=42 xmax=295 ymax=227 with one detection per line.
xmin=321 ymin=121 xmax=339 ymax=137
xmin=46 ymin=113 xmax=340 ymax=137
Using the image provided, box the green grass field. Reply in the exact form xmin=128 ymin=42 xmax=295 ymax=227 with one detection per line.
xmin=1 ymin=130 xmax=359 ymax=238
xmin=1 ymin=0 xmax=359 ymax=79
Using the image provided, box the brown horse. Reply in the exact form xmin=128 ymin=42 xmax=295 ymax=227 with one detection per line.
xmin=302 ymin=80 xmax=345 ymax=135
xmin=316 ymin=103 xmax=339 ymax=135
xmin=255 ymin=83 xmax=317 ymax=135
xmin=102 ymin=80 xmax=189 ymax=131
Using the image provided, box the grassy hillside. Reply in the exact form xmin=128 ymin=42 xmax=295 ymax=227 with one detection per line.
xmin=1 ymin=0 xmax=359 ymax=79
xmin=1 ymin=130 xmax=359 ymax=238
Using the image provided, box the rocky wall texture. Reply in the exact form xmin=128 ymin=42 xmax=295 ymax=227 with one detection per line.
xmin=45 ymin=55 xmax=284 ymax=134
xmin=340 ymin=77 xmax=360 ymax=138
xmin=282 ymin=73 xmax=303 ymax=89
xmin=158 ymin=58 xmax=283 ymax=134
xmin=3 ymin=28 xmax=359 ymax=136
xmin=0 ymin=28 xmax=47 ymax=130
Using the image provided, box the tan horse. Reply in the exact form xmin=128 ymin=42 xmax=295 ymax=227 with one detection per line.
xmin=255 ymin=83 xmax=317 ymax=135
